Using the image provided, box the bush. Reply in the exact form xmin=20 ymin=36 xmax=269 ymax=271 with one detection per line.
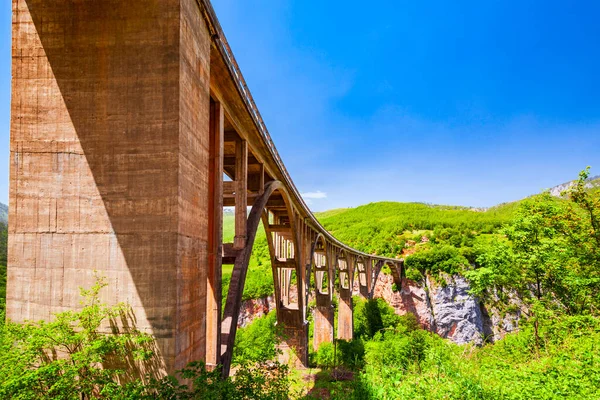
xmin=146 ymin=360 xmax=290 ymax=400
xmin=233 ymin=311 xmax=282 ymax=365
xmin=335 ymin=339 xmax=365 ymax=370
xmin=353 ymin=297 xmax=401 ymax=340
xmin=0 ymin=277 xmax=291 ymax=400
xmin=404 ymin=245 xmax=469 ymax=278
xmin=313 ymin=342 xmax=335 ymax=369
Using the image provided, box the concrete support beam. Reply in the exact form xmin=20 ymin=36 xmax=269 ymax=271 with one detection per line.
xmin=313 ymin=243 xmax=334 ymax=350
xmin=337 ymin=297 xmax=353 ymax=340
xmin=234 ymin=139 xmax=248 ymax=249
xmin=206 ymin=100 xmax=224 ymax=367
xmin=313 ymin=305 xmax=334 ymax=350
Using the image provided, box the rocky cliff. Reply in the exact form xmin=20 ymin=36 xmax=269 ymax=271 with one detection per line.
xmin=237 ymin=295 xmax=277 ymax=328
xmin=373 ymin=273 xmax=522 ymax=344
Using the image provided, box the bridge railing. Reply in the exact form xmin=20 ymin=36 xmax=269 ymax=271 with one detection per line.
xmin=199 ymin=0 xmax=400 ymax=267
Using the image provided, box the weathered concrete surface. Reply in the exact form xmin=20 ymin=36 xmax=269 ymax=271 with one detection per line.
xmin=337 ymin=297 xmax=353 ymax=340
xmin=8 ymin=0 xmax=210 ymax=374
xmin=313 ymin=305 xmax=334 ymax=350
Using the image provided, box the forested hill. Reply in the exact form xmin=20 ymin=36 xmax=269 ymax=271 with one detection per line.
xmin=315 ymin=201 xmax=518 ymax=257
xmin=0 ymin=203 xmax=7 ymax=225
xmin=314 ymin=172 xmax=600 ymax=259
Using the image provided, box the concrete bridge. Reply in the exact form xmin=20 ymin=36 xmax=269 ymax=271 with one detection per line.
xmin=7 ymin=0 xmax=403 ymax=377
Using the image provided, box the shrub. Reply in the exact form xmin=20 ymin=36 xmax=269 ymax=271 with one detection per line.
xmin=353 ymin=297 xmax=401 ymax=340
xmin=233 ymin=311 xmax=282 ymax=365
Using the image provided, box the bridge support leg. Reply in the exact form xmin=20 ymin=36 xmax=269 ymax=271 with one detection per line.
xmin=278 ymin=323 xmax=309 ymax=367
xmin=206 ymin=100 xmax=224 ymax=368
xmin=337 ymin=297 xmax=353 ymax=340
xmin=313 ymin=305 xmax=335 ymax=350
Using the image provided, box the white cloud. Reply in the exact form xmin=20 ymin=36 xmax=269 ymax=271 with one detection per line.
xmin=301 ymin=191 xmax=327 ymax=200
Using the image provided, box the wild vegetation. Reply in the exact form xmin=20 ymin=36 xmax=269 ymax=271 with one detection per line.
xmin=233 ymin=168 xmax=600 ymax=399
xmin=0 ymin=276 xmax=289 ymax=399
xmin=222 ymin=211 xmax=273 ymax=301
xmin=0 ymin=170 xmax=598 ymax=398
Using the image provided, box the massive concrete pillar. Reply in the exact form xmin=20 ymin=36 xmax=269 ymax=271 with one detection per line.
xmin=312 ymin=243 xmax=334 ymax=351
xmin=337 ymin=254 xmax=354 ymax=341
xmin=337 ymin=298 xmax=353 ymax=340
xmin=313 ymin=304 xmax=334 ymax=349
xmin=8 ymin=0 xmax=212 ymax=374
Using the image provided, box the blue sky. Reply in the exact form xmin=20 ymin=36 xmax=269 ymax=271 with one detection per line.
xmin=1 ymin=1 xmax=600 ymax=210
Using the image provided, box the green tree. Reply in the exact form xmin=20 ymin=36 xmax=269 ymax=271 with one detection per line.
xmin=464 ymin=168 xmax=600 ymax=315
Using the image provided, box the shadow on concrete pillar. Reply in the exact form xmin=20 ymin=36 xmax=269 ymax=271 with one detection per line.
xmin=337 ymin=297 xmax=353 ymax=340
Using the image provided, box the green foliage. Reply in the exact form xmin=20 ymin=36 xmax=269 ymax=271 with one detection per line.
xmin=323 ymin=315 xmax=600 ymax=400
xmin=464 ymin=170 xmax=600 ymax=314
xmin=145 ymin=360 xmax=290 ymax=400
xmin=222 ymin=215 xmax=273 ymax=302
xmin=334 ymin=339 xmax=365 ymax=370
xmin=464 ymin=237 xmax=516 ymax=297
xmin=313 ymin=342 xmax=335 ymax=369
xmin=316 ymin=202 xmax=516 ymax=257
xmin=233 ymin=311 xmax=282 ymax=365
xmin=311 ymin=339 xmax=366 ymax=371
xmin=0 ymin=277 xmax=291 ymax=399
xmin=353 ymin=297 xmax=401 ymax=340
xmin=404 ymin=245 xmax=470 ymax=282
xmin=0 ymin=275 xmax=155 ymax=399
xmin=364 ymin=329 xmax=430 ymax=374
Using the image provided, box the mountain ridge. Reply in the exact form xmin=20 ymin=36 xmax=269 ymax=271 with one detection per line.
xmin=0 ymin=203 xmax=7 ymax=225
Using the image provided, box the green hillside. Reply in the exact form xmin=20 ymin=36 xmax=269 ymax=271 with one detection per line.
xmin=315 ymin=201 xmax=517 ymax=257
xmin=222 ymin=212 xmax=272 ymax=301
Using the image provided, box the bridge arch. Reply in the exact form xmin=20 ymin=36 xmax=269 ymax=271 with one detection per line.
xmin=220 ymin=180 xmax=305 ymax=376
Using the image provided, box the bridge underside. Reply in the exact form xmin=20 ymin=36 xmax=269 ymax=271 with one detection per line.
xmin=7 ymin=0 xmax=403 ymax=377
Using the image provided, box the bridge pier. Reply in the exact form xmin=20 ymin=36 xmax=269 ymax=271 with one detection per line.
xmin=337 ymin=253 xmax=354 ymax=340
xmin=312 ymin=239 xmax=334 ymax=351
xmin=8 ymin=0 xmax=213 ymax=374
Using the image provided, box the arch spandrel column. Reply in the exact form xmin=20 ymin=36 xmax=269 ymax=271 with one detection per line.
xmin=337 ymin=251 xmax=354 ymax=340
xmin=358 ymin=257 xmax=371 ymax=298
xmin=312 ymin=237 xmax=334 ymax=351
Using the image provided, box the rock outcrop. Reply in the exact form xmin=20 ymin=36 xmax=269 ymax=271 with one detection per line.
xmin=237 ymin=295 xmax=276 ymax=328
xmin=374 ymin=272 xmax=522 ymax=345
